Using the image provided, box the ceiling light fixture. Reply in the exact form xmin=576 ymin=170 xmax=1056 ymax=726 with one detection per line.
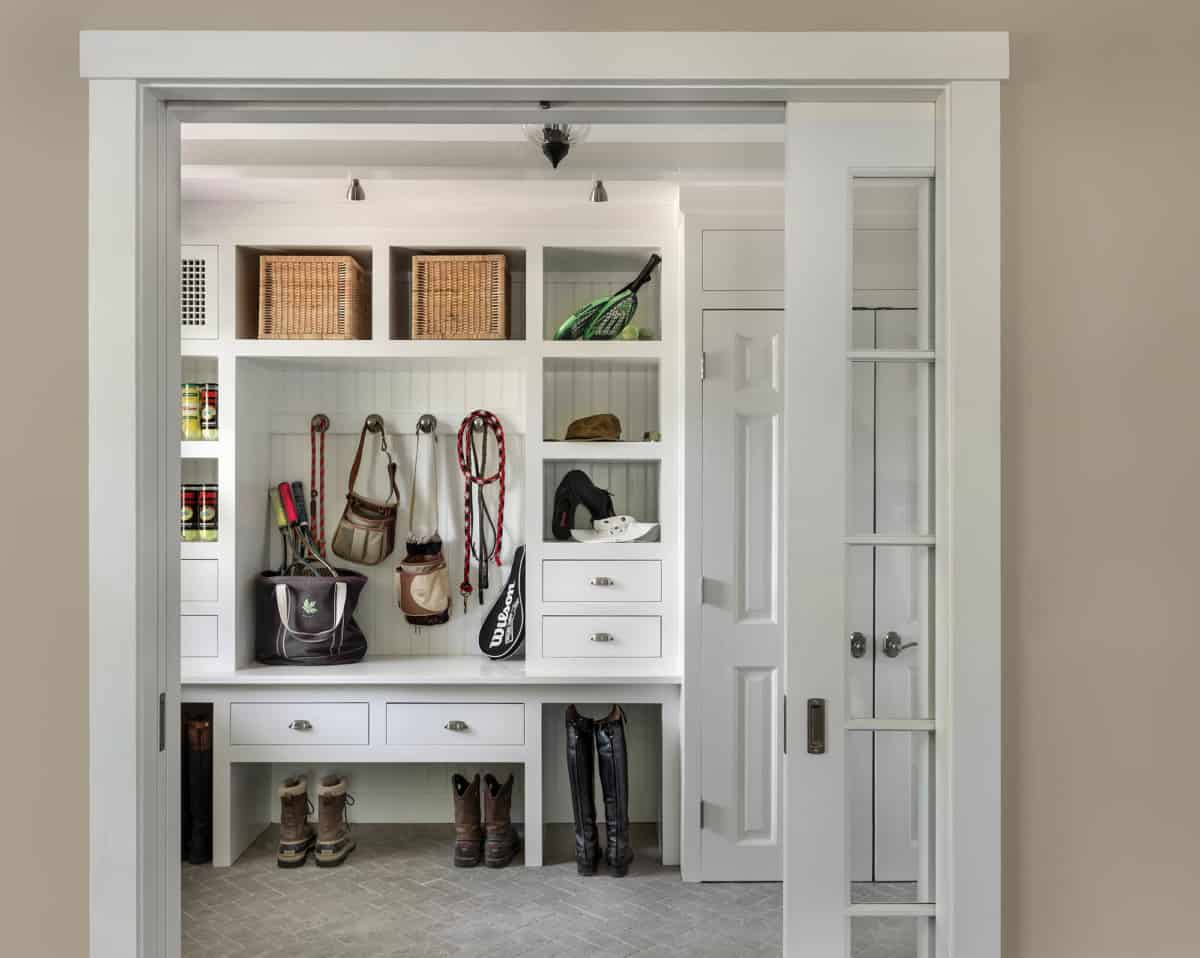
xmin=346 ymin=177 xmax=366 ymax=201
xmin=523 ymin=108 xmax=590 ymax=169
xmin=589 ymin=179 xmax=609 ymax=203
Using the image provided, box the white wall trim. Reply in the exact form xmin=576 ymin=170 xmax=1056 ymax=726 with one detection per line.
xmin=940 ymin=80 xmax=1003 ymax=958
xmin=83 ymin=31 xmax=1004 ymax=958
xmin=80 ymin=31 xmax=1008 ymax=83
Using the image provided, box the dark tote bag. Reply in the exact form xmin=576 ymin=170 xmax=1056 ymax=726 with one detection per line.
xmin=255 ymin=570 xmax=368 ymax=665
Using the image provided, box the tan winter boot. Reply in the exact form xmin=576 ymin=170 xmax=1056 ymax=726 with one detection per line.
xmin=483 ymin=773 xmax=521 ymax=868
xmin=314 ymin=775 xmax=356 ymax=868
xmin=276 ymin=777 xmax=315 ymax=868
xmin=452 ymin=773 xmax=483 ymax=868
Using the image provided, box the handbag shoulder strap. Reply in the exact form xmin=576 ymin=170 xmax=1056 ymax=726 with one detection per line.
xmin=346 ymin=415 xmax=400 ymax=504
xmin=408 ymin=429 xmax=440 ymax=536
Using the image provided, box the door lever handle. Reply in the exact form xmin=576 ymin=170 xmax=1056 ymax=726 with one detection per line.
xmin=849 ymin=631 xmax=867 ymax=659
xmin=882 ymin=631 xmax=918 ymax=658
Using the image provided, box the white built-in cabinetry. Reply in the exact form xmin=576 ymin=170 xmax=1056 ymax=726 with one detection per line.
xmin=179 ymin=185 xmax=683 ymax=868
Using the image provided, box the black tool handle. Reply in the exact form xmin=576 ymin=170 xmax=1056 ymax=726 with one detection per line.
xmin=290 ymin=481 xmax=310 ymax=528
xmin=623 ymin=254 xmax=662 ymax=295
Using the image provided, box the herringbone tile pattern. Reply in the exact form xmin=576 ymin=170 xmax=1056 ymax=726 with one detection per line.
xmin=183 ymin=824 xmax=783 ymax=958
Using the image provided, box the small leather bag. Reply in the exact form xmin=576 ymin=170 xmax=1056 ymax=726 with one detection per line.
xmin=397 ymin=422 xmax=451 ymax=625
xmin=331 ymin=415 xmax=400 ymax=566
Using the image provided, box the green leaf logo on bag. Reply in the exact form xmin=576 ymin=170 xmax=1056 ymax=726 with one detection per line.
xmin=300 ymin=598 xmax=319 ymax=616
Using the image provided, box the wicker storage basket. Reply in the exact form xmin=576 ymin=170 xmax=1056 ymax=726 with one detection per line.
xmin=412 ymin=254 xmax=507 ymax=340
xmin=258 ymin=255 xmax=371 ymax=340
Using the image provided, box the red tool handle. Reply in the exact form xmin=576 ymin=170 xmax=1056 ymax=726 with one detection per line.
xmin=277 ymin=482 xmax=299 ymax=524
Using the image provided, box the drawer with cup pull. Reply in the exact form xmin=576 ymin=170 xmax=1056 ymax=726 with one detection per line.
xmin=385 ymin=703 xmax=525 ymax=747
xmin=542 ymin=560 xmax=662 ymax=603
xmin=229 ymin=702 xmax=369 ymax=746
xmin=541 ymin=615 xmax=662 ymax=659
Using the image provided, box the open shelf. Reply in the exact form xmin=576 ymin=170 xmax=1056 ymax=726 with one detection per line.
xmin=542 ymin=459 xmax=661 ymax=543
xmin=543 ymin=356 xmax=660 ymax=442
xmin=539 ymin=440 xmax=663 ymax=461
xmin=543 ymin=247 xmax=662 ymax=342
xmin=235 ymin=245 xmax=373 ymax=341
xmin=390 ymin=246 xmax=526 ymax=341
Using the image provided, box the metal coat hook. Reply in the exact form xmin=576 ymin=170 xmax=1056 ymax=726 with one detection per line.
xmin=364 ymin=413 xmax=385 ymax=434
xmin=416 ymin=414 xmax=437 ymax=435
xmin=471 ymin=415 xmax=487 ymax=434
xmin=310 ymin=413 xmax=330 ymax=433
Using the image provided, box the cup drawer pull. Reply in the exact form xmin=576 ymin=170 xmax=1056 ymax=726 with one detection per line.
xmin=288 ymin=719 xmax=313 ymax=731
xmin=444 ymin=720 xmax=470 ymax=732
xmin=589 ymin=576 xmax=614 ymax=587
xmin=589 ymin=632 xmax=615 ymax=643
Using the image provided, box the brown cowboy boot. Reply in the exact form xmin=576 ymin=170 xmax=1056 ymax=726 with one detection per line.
xmin=314 ymin=775 xmax=356 ymax=868
xmin=276 ymin=776 xmax=315 ymax=868
xmin=483 ymin=773 xmax=521 ymax=868
xmin=452 ymin=773 xmax=484 ymax=868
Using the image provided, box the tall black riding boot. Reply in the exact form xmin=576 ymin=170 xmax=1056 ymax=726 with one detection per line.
xmin=595 ymin=705 xmax=634 ymax=877
xmin=185 ymin=718 xmax=213 ymax=865
xmin=565 ymin=705 xmax=602 ymax=875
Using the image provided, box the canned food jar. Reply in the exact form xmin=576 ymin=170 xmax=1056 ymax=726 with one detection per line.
xmin=181 ymin=384 xmax=201 ymax=441
xmin=197 ymin=484 xmax=219 ymax=542
xmin=199 ymin=382 xmax=219 ymax=440
xmin=180 ymin=484 xmax=201 ymax=541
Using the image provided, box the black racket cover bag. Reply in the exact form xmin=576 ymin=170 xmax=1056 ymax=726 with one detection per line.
xmin=479 ymin=546 xmax=525 ymax=660
xmin=255 ymin=570 xmax=368 ymax=665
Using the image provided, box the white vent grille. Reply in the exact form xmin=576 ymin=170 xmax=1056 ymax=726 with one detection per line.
xmin=181 ymin=245 xmax=218 ymax=340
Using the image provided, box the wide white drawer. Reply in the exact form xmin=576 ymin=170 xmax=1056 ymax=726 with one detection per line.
xmin=181 ymin=559 xmax=218 ymax=603
xmin=542 ymin=615 xmax=662 ymax=659
xmin=386 ymin=703 xmax=525 ymax=747
xmin=543 ymin=560 xmax=662 ymax=603
xmin=180 ymin=614 xmax=218 ymax=658
xmin=230 ymin=702 xmax=369 ymax=746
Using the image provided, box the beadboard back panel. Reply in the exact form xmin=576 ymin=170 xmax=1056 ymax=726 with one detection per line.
xmin=250 ymin=360 xmax=527 ymax=658
xmin=543 ymin=358 xmax=660 ymax=442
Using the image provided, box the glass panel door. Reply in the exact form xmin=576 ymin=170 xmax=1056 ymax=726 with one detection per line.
xmin=783 ymin=105 xmax=939 ymax=957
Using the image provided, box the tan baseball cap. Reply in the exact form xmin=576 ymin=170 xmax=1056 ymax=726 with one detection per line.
xmin=564 ymin=413 xmax=622 ymax=442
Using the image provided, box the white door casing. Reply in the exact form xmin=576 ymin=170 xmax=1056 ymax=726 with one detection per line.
xmin=700 ymin=309 xmax=785 ymax=881
xmin=83 ymin=32 xmax=1005 ymax=958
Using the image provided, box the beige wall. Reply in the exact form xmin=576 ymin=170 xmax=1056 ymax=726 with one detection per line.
xmin=4 ymin=3 xmax=1199 ymax=956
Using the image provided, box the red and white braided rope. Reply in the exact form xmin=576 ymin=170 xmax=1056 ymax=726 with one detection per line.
xmin=456 ymin=410 xmax=506 ymax=600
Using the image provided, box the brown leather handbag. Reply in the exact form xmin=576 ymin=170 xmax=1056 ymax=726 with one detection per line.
xmin=330 ymin=415 xmax=400 ymax=566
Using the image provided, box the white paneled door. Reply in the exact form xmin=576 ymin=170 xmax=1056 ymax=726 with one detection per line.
xmin=700 ymin=308 xmax=785 ymax=881
xmin=783 ymin=103 xmax=940 ymax=956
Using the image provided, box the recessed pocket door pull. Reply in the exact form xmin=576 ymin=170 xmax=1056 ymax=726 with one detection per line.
xmin=288 ymin=719 xmax=313 ymax=731
xmin=589 ymin=576 xmax=613 ymax=586
xmin=589 ymin=632 xmax=615 ymax=643
xmin=444 ymin=720 xmax=469 ymax=732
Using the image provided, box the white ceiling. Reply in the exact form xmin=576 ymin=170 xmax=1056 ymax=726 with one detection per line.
xmin=180 ymin=122 xmax=785 ymax=200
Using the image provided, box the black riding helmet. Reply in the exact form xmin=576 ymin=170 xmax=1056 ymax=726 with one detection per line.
xmin=551 ymin=469 xmax=615 ymax=541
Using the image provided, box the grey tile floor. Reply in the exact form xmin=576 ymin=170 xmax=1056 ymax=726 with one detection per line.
xmin=183 ymin=824 xmax=783 ymax=958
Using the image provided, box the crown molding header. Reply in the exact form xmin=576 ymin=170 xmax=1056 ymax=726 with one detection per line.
xmin=80 ymin=31 xmax=1009 ymax=85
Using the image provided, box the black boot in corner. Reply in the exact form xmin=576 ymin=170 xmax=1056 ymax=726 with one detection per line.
xmin=565 ymin=705 xmax=602 ymax=875
xmin=595 ymin=705 xmax=634 ymax=877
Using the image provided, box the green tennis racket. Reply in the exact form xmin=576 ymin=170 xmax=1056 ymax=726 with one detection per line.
xmin=553 ymin=254 xmax=662 ymax=341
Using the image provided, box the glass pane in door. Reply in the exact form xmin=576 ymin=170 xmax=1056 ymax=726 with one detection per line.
xmin=847 ymin=546 xmax=933 ymax=720
xmin=848 ymin=731 xmax=935 ymax=904
xmin=850 ymin=178 xmax=932 ymax=351
xmin=849 ymin=360 xmax=934 ymax=537
xmin=851 ymin=917 xmax=935 ymax=958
